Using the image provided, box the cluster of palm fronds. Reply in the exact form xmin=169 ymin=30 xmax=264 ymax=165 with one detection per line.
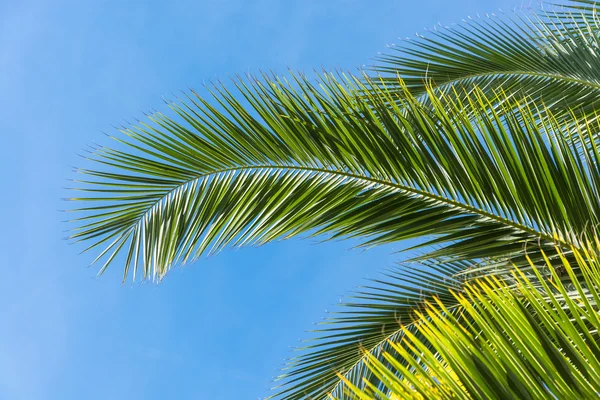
xmin=337 ymin=243 xmax=600 ymax=399
xmin=68 ymin=1 xmax=600 ymax=398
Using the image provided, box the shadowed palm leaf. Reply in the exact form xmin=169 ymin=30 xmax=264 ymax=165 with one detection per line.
xmin=372 ymin=1 xmax=600 ymax=129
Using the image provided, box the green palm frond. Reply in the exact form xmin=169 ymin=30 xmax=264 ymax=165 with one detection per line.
xmin=338 ymin=242 xmax=600 ymax=399
xmin=372 ymin=1 xmax=600 ymax=126
xmin=69 ymin=74 xmax=599 ymax=282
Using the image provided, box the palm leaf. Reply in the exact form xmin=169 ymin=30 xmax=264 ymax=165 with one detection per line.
xmin=274 ymin=249 xmax=588 ymax=399
xmin=272 ymin=259 xmax=469 ymax=399
xmin=70 ymin=75 xmax=599 ymax=280
xmin=67 ymin=1 xmax=600 ymax=398
xmin=371 ymin=1 xmax=600 ymax=128
xmin=338 ymin=241 xmax=600 ymax=399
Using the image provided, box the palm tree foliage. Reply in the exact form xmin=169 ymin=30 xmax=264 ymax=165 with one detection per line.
xmin=68 ymin=1 xmax=600 ymax=398
xmin=277 ymin=259 xmax=472 ymax=399
xmin=374 ymin=0 xmax=600 ymax=123
xmin=337 ymin=243 xmax=600 ymax=399
xmin=70 ymin=77 xmax=599 ymax=278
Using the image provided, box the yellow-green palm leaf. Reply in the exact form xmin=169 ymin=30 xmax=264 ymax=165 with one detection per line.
xmin=338 ymin=242 xmax=600 ymax=399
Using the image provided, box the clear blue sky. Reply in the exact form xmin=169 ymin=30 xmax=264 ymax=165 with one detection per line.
xmin=1 ymin=0 xmax=535 ymax=398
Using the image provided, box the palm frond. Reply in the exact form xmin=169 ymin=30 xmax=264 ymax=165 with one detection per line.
xmin=272 ymin=259 xmax=469 ymax=399
xmin=274 ymin=249 xmax=586 ymax=399
xmin=70 ymin=74 xmax=599 ymax=282
xmin=372 ymin=2 xmax=600 ymax=126
xmin=338 ymin=241 xmax=600 ymax=399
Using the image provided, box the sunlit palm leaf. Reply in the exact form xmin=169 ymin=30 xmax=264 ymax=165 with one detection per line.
xmin=338 ymin=242 xmax=600 ymax=399
xmin=275 ymin=248 xmax=585 ymax=399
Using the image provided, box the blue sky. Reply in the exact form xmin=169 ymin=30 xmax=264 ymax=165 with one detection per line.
xmin=1 ymin=0 xmax=536 ymax=398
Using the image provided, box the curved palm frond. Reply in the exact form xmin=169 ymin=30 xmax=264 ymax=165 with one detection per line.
xmin=69 ymin=74 xmax=599 ymax=281
xmin=372 ymin=1 xmax=600 ymax=127
xmin=65 ymin=1 xmax=600 ymax=398
xmin=338 ymin=242 xmax=600 ymax=399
